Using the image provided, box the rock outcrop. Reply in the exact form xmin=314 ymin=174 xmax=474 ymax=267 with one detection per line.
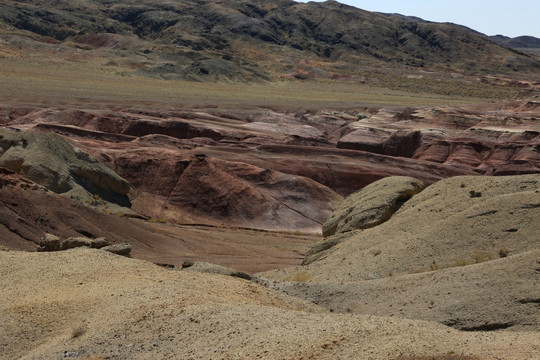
xmin=100 ymin=243 xmax=133 ymax=256
xmin=0 ymin=167 xmax=155 ymax=252
xmin=322 ymin=176 xmax=425 ymax=237
xmin=61 ymin=236 xmax=110 ymax=250
xmin=0 ymin=129 xmax=133 ymax=213
xmin=36 ymin=233 xmax=135 ymax=256
xmin=1 ymin=97 xmax=538 ymax=232
xmin=38 ymin=234 xmax=134 ymax=256
xmin=37 ymin=233 xmax=60 ymax=252
xmin=181 ymin=262 xmax=252 ymax=280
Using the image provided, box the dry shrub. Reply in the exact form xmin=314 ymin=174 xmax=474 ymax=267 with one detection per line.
xmin=498 ymin=247 xmax=509 ymax=258
xmin=473 ymin=253 xmax=494 ymax=264
xmin=286 ymin=271 xmax=312 ymax=282
xmin=71 ymin=324 xmax=88 ymax=338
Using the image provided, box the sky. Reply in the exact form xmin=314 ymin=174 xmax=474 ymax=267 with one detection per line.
xmin=297 ymin=0 xmax=540 ymax=38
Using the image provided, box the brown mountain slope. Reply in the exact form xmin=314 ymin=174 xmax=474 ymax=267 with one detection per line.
xmin=490 ymin=35 xmax=540 ymax=56
xmin=0 ymin=0 xmax=539 ymax=81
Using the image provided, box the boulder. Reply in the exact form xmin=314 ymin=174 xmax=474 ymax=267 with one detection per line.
xmin=38 ymin=233 xmax=61 ymax=251
xmin=100 ymin=243 xmax=132 ymax=256
xmin=322 ymin=176 xmax=425 ymax=237
xmin=61 ymin=236 xmax=110 ymax=250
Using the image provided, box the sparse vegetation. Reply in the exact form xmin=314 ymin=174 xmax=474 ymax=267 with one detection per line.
xmin=149 ymin=217 xmax=167 ymax=224
xmin=410 ymin=251 xmax=500 ymax=274
xmin=71 ymin=324 xmax=88 ymax=339
xmin=473 ymin=253 xmax=494 ymax=264
xmin=286 ymin=271 xmax=312 ymax=282
xmin=0 ymin=57 xmax=512 ymax=110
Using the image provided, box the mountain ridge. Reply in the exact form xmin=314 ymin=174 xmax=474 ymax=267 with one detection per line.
xmin=1 ymin=0 xmax=539 ymax=81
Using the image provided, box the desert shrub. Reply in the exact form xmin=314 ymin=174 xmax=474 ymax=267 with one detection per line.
xmin=473 ymin=253 xmax=494 ymax=264
xmin=498 ymin=247 xmax=509 ymax=258
xmin=71 ymin=324 xmax=87 ymax=338
xmin=286 ymin=271 xmax=312 ymax=282
xmin=149 ymin=217 xmax=167 ymax=223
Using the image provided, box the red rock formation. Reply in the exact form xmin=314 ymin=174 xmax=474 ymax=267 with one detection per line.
xmin=1 ymin=98 xmax=538 ymax=231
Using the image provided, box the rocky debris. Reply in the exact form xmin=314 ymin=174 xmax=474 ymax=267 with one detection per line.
xmin=322 ymin=176 xmax=425 ymax=237
xmin=100 ymin=243 xmax=133 ymax=257
xmin=37 ymin=233 xmax=60 ymax=252
xmin=61 ymin=236 xmax=110 ymax=250
xmin=0 ymin=129 xmax=133 ymax=212
xmin=37 ymin=234 xmax=133 ymax=256
xmin=181 ymin=262 xmax=252 ymax=280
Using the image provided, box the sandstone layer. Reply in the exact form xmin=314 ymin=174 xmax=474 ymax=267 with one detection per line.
xmin=2 ymin=97 xmax=537 ymax=232
xmin=0 ymin=167 xmax=317 ymax=272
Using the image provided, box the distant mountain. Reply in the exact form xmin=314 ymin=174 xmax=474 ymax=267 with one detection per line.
xmin=490 ymin=35 xmax=540 ymax=56
xmin=1 ymin=0 xmax=539 ymax=81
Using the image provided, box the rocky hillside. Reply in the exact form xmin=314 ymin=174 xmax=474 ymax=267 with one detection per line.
xmin=1 ymin=0 xmax=539 ymax=80
xmin=490 ymin=35 xmax=540 ymax=55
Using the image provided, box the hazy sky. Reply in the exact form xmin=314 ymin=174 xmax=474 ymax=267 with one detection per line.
xmin=297 ymin=0 xmax=540 ymax=38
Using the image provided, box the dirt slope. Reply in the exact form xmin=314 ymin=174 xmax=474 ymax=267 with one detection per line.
xmin=263 ymin=174 xmax=540 ymax=282
xmin=1 ymin=248 xmax=539 ymax=360
xmin=0 ymin=167 xmax=317 ymax=272
xmin=265 ymin=249 xmax=540 ymax=332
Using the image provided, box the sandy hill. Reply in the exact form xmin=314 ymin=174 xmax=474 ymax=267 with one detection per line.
xmin=261 ymin=174 xmax=540 ymax=332
xmin=1 ymin=248 xmax=539 ymax=359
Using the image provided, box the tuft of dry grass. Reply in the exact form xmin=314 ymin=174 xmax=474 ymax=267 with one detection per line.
xmin=498 ymin=247 xmax=509 ymax=258
xmin=71 ymin=324 xmax=88 ymax=339
xmin=285 ymin=271 xmax=312 ymax=282
xmin=149 ymin=217 xmax=167 ymax=224
xmin=473 ymin=253 xmax=494 ymax=264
